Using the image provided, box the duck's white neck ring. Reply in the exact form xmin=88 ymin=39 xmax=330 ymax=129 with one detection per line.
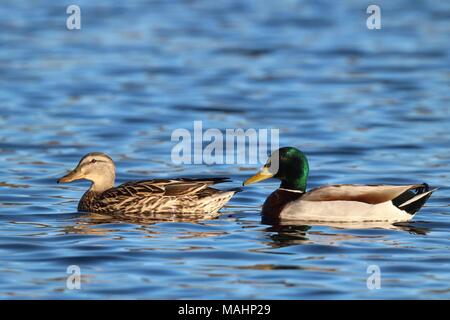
xmin=278 ymin=188 xmax=305 ymax=193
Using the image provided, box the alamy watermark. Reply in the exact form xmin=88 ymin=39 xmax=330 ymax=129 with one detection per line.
xmin=66 ymin=5 xmax=81 ymax=30
xmin=171 ymin=121 xmax=279 ymax=171
xmin=66 ymin=265 xmax=81 ymax=290
xmin=65 ymin=5 xmax=381 ymax=31
xmin=366 ymin=265 xmax=381 ymax=290
xmin=366 ymin=5 xmax=381 ymax=30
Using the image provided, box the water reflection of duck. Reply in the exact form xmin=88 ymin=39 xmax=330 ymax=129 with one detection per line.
xmin=244 ymin=147 xmax=436 ymax=223
xmin=58 ymin=152 xmax=239 ymax=219
xmin=264 ymin=222 xmax=429 ymax=247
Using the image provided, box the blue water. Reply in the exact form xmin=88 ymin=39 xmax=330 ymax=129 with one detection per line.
xmin=0 ymin=0 xmax=449 ymax=299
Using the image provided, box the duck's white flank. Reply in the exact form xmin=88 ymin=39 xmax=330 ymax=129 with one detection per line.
xmin=280 ymin=200 xmax=412 ymax=222
xmin=278 ymin=184 xmax=435 ymax=222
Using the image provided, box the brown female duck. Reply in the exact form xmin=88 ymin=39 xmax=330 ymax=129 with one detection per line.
xmin=58 ymin=152 xmax=238 ymax=218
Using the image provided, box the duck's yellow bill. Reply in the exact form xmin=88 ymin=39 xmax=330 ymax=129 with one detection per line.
xmin=243 ymin=167 xmax=274 ymax=186
xmin=57 ymin=169 xmax=83 ymax=184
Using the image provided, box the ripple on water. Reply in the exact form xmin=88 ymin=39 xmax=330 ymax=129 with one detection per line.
xmin=0 ymin=0 xmax=449 ymax=299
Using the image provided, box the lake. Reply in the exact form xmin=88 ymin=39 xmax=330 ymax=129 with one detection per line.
xmin=0 ymin=0 xmax=449 ymax=299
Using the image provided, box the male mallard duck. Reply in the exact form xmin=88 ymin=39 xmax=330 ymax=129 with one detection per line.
xmin=58 ymin=152 xmax=239 ymax=218
xmin=243 ymin=147 xmax=436 ymax=223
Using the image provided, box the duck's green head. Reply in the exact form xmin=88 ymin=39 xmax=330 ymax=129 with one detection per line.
xmin=243 ymin=147 xmax=309 ymax=191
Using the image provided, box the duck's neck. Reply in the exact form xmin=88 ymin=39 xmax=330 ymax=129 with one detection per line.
xmin=88 ymin=175 xmax=115 ymax=193
xmin=280 ymin=175 xmax=307 ymax=192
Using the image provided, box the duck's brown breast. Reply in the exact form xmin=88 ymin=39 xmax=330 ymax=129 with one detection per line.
xmin=78 ymin=191 xmax=100 ymax=212
xmin=262 ymin=189 xmax=303 ymax=223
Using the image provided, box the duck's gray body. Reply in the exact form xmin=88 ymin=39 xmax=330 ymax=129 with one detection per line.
xmin=264 ymin=184 xmax=435 ymax=223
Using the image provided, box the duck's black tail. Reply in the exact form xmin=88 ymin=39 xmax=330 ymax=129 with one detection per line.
xmin=392 ymin=183 xmax=436 ymax=215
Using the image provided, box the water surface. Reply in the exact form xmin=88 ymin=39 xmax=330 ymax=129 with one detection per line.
xmin=0 ymin=0 xmax=449 ymax=299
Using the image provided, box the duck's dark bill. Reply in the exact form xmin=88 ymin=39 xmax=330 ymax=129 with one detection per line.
xmin=243 ymin=167 xmax=274 ymax=186
xmin=57 ymin=170 xmax=83 ymax=183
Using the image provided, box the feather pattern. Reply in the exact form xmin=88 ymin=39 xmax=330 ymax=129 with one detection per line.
xmin=78 ymin=178 xmax=238 ymax=217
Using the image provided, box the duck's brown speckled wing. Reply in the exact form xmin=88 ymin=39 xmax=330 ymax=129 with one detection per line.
xmin=117 ymin=177 xmax=231 ymax=196
xmin=86 ymin=177 xmax=234 ymax=215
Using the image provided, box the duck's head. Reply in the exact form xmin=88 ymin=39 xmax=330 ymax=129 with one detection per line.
xmin=57 ymin=152 xmax=116 ymax=192
xmin=243 ymin=147 xmax=309 ymax=191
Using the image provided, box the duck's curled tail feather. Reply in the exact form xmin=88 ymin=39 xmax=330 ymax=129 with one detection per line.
xmin=392 ymin=183 xmax=436 ymax=215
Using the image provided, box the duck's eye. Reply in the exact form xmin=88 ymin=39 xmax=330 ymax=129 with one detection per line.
xmin=91 ymin=159 xmax=97 ymax=164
